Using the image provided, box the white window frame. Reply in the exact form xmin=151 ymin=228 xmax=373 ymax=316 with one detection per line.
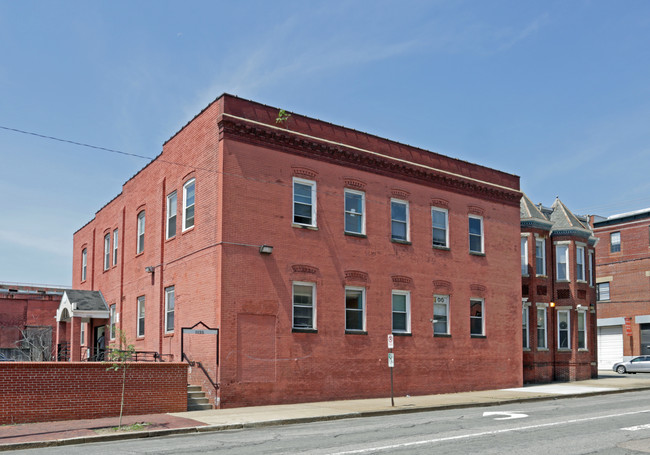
xmin=137 ymin=211 xmax=145 ymax=254
xmin=556 ymin=243 xmax=569 ymax=281
xmin=166 ymin=191 xmax=177 ymax=239
xmin=109 ymin=304 xmax=116 ymax=340
xmin=610 ymin=231 xmax=621 ymax=253
xmin=431 ymin=207 xmax=449 ymax=248
xmin=390 ymin=199 xmax=409 ymax=242
xmin=391 ymin=290 xmax=411 ymax=334
xmin=470 ymin=298 xmax=485 ymax=336
xmin=103 ymin=233 xmax=110 ymax=271
xmin=345 ymin=286 xmax=366 ymax=332
xmin=113 ymin=229 xmax=118 ymax=266
xmin=293 ymin=177 xmax=317 ymax=227
xmin=588 ymin=250 xmax=594 ymax=286
xmin=182 ymin=179 xmax=195 ymax=231
xmin=597 ymin=282 xmax=610 ymax=301
xmin=292 ymin=282 xmax=316 ymax=330
xmin=81 ymin=248 xmax=87 ymax=281
xmin=577 ymin=310 xmax=587 ymax=350
xmin=536 ymin=305 xmax=548 ymax=350
xmin=468 ymin=215 xmax=484 ymax=254
xmin=558 ymin=309 xmax=570 ymax=349
xmin=344 ymin=189 xmax=365 ymax=235
xmin=433 ymin=294 xmax=450 ymax=335
xmin=522 ymin=303 xmax=530 ymax=350
xmin=576 ymin=245 xmax=585 ymax=282
xmin=80 ymin=322 xmax=86 ymax=345
xmin=521 ymin=236 xmax=529 ymax=276
xmin=137 ymin=296 xmax=145 ymax=337
xmin=535 ymin=237 xmax=546 ymax=276
xmin=164 ymin=286 xmax=175 ymax=333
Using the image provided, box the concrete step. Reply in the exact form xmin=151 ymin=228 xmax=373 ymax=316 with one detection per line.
xmin=187 ymin=384 xmax=212 ymax=411
xmin=187 ymin=403 xmax=213 ymax=411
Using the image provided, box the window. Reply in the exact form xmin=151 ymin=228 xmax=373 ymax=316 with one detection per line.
xmin=535 ymin=238 xmax=546 ymax=276
xmin=104 ymin=233 xmax=110 ymax=271
xmin=345 ymin=287 xmax=365 ymax=332
xmin=536 ymin=307 xmax=547 ymax=349
xmin=522 ymin=305 xmax=530 ymax=349
xmin=183 ymin=179 xmax=195 ymax=231
xmin=610 ymin=231 xmax=621 ymax=253
xmin=432 ymin=207 xmax=449 ymax=248
xmin=80 ymin=322 xmax=86 ymax=345
xmin=137 ymin=296 xmax=145 ymax=337
xmin=577 ymin=311 xmax=587 ymax=349
xmin=164 ymin=286 xmax=175 ymax=333
xmin=137 ymin=211 xmax=145 ymax=254
xmin=109 ymin=304 xmax=116 ymax=340
xmin=81 ymin=248 xmax=87 ymax=281
xmin=344 ymin=189 xmax=365 ymax=235
xmin=391 ymin=291 xmax=410 ymax=333
xmin=292 ymin=282 xmax=316 ymax=330
xmin=470 ymin=299 xmax=484 ymax=336
xmin=166 ymin=191 xmax=177 ymax=239
xmin=558 ymin=310 xmax=570 ymax=349
xmin=576 ymin=246 xmax=585 ymax=281
xmin=469 ymin=215 xmax=484 ymax=254
xmin=113 ymin=229 xmax=118 ymax=266
xmin=588 ymin=251 xmax=594 ymax=286
xmin=433 ymin=295 xmax=450 ymax=335
xmin=597 ymin=282 xmax=610 ymax=301
xmin=556 ymin=244 xmax=569 ymax=281
xmin=521 ymin=237 xmax=528 ymax=275
xmin=391 ymin=199 xmax=409 ymax=242
xmin=293 ymin=178 xmax=316 ymax=227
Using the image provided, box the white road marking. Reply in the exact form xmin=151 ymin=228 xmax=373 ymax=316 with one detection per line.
xmin=621 ymin=423 xmax=650 ymax=431
xmin=483 ymin=411 xmax=528 ymax=420
xmin=502 ymin=385 xmax=615 ymax=395
xmin=330 ymin=409 xmax=650 ymax=454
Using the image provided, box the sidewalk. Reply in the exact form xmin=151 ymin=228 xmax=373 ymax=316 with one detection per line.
xmin=2 ymin=372 xmax=650 ymax=452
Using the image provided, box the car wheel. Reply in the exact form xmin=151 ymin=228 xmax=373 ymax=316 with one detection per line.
xmin=616 ymin=365 xmax=627 ymax=374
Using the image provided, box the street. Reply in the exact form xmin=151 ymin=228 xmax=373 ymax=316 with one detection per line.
xmin=9 ymin=390 xmax=650 ymax=454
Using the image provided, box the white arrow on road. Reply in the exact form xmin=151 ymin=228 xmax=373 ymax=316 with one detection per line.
xmin=483 ymin=411 xmax=528 ymax=420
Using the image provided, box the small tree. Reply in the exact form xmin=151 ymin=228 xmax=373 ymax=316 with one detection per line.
xmin=276 ymin=109 xmax=291 ymax=125
xmin=104 ymin=329 xmax=135 ymax=429
xmin=17 ymin=326 xmax=52 ymax=361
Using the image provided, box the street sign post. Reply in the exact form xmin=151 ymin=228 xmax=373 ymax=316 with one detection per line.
xmin=388 ymin=335 xmax=394 ymax=407
xmin=387 ymin=334 xmax=394 ymax=349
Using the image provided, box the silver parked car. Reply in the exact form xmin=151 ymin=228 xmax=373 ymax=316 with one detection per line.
xmin=613 ymin=356 xmax=650 ymax=374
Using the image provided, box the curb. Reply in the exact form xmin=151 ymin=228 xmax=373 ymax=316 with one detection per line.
xmin=2 ymin=385 xmax=650 ymax=452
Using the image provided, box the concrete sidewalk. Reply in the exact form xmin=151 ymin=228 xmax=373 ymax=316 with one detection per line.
xmin=2 ymin=372 xmax=650 ymax=452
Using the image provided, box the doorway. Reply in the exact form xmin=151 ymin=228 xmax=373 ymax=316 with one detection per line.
xmin=641 ymin=323 xmax=650 ymax=355
xmin=93 ymin=326 xmax=106 ymax=361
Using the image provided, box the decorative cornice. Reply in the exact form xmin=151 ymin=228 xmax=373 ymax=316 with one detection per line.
xmin=344 ymin=270 xmax=368 ymax=282
xmin=218 ymin=117 xmax=521 ymax=207
xmin=344 ymin=178 xmax=366 ymax=191
xmin=291 ymin=264 xmax=318 ymax=274
xmin=521 ymin=219 xmax=553 ymax=231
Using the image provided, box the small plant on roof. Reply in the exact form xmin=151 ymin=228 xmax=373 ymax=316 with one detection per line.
xmin=104 ymin=328 xmax=135 ymax=429
xmin=276 ymin=109 xmax=291 ymax=125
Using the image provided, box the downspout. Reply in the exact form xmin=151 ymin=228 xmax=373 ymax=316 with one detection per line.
xmin=159 ymin=178 xmax=166 ymax=356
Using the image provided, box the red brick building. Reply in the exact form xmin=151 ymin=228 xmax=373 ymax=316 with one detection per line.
xmin=520 ymin=196 xmax=598 ymax=382
xmin=71 ymin=94 xmax=524 ymax=408
xmin=592 ymin=208 xmax=650 ymax=368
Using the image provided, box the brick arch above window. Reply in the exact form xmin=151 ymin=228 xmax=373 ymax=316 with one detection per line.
xmin=344 ymin=270 xmax=369 ymax=284
xmin=292 ymin=166 xmax=318 ymax=180
xmin=433 ymin=280 xmax=452 ymax=293
xmin=391 ymin=188 xmax=410 ymax=199
xmin=343 ymin=177 xmax=367 ymax=191
xmin=470 ymin=284 xmax=487 ymax=298
xmin=181 ymin=170 xmax=196 ymax=182
xmin=431 ymin=198 xmax=449 ymax=208
xmin=391 ymin=275 xmax=413 ymax=289
xmin=467 ymin=205 xmax=485 ymax=216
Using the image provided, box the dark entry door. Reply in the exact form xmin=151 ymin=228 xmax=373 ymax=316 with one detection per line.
xmin=93 ymin=326 xmax=106 ymax=361
xmin=641 ymin=324 xmax=650 ymax=355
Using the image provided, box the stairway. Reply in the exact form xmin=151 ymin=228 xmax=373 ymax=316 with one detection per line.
xmin=187 ymin=384 xmax=212 ymax=411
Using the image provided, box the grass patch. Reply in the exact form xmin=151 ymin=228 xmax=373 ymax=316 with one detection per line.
xmin=94 ymin=422 xmax=151 ymax=434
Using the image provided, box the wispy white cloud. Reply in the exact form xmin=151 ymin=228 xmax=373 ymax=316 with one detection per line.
xmin=0 ymin=230 xmax=70 ymax=257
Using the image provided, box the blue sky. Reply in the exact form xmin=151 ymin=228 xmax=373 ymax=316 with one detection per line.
xmin=1 ymin=1 xmax=650 ymax=286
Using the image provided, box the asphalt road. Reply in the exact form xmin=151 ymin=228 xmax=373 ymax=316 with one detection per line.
xmin=10 ymin=390 xmax=650 ymax=454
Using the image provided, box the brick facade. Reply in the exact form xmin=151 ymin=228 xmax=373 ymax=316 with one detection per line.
xmin=0 ymin=362 xmax=187 ymax=424
xmin=72 ymin=94 xmax=524 ymax=408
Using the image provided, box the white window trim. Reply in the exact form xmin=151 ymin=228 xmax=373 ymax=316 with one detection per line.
xmin=610 ymin=231 xmax=621 ymax=253
xmin=576 ymin=244 xmax=586 ymax=282
xmin=588 ymin=250 xmax=594 ymax=287
xmin=555 ymin=242 xmax=570 ymax=282
xmin=577 ymin=309 xmax=587 ymax=351
xmin=166 ymin=191 xmax=177 ymax=239
xmin=344 ymin=189 xmax=366 ymax=235
xmin=103 ymin=234 xmax=110 ymax=271
xmin=80 ymin=322 xmax=86 ymax=345
xmin=521 ymin=235 xmax=529 ymax=276
xmin=536 ymin=304 xmax=548 ymax=350
xmin=81 ymin=248 xmax=87 ymax=281
xmin=468 ymin=215 xmax=484 ymax=254
xmin=390 ymin=198 xmax=410 ymax=242
xmin=113 ymin=229 xmax=118 ymax=267
xmin=557 ymin=309 xmax=571 ymax=350
xmin=433 ymin=294 xmax=450 ymax=335
xmin=293 ymin=177 xmax=317 ymax=228
xmin=535 ymin=237 xmax=547 ymax=277
xmin=137 ymin=211 xmax=145 ymax=254
xmin=137 ymin=296 xmax=145 ymax=337
xmin=164 ymin=286 xmax=175 ymax=333
xmin=597 ymin=282 xmax=610 ymax=301
xmin=182 ymin=179 xmax=195 ymax=231
xmin=109 ymin=305 xmax=116 ymax=340
xmin=522 ymin=300 xmax=531 ymax=350
xmin=345 ymin=286 xmax=366 ymax=332
xmin=432 ymin=207 xmax=449 ymax=248
xmin=470 ymin=298 xmax=485 ymax=336
xmin=292 ymin=281 xmax=316 ymax=330
xmin=391 ymin=290 xmax=411 ymax=334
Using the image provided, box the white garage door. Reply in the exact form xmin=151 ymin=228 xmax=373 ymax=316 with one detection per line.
xmin=598 ymin=326 xmax=623 ymax=370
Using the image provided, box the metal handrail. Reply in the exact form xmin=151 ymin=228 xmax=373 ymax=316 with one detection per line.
xmin=182 ymin=353 xmax=219 ymax=390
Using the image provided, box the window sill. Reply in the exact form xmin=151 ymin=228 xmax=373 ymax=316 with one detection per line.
xmin=292 ymin=223 xmax=318 ymax=231
xmin=537 ymin=348 xmax=549 ymax=352
xmin=434 ymin=333 xmax=451 ymax=338
xmin=344 ymin=232 xmax=367 ymax=238
xmin=536 ymin=275 xmax=548 ymax=278
xmin=164 ymin=332 xmax=174 ymax=338
xmin=165 ymin=236 xmax=176 ymax=243
xmin=555 ymin=279 xmax=570 ymax=283
xmin=557 ymin=348 xmax=571 ymax=352
xmin=471 ymin=334 xmax=486 ymax=338
xmin=523 ymin=348 xmax=531 ymax=352
xmin=136 ymin=336 xmax=145 ymax=340
xmin=292 ymin=328 xmax=317 ymax=334
xmin=469 ymin=251 xmax=485 ymax=256
xmin=432 ymin=245 xmax=450 ymax=251
xmin=391 ymin=239 xmax=411 ymax=245
xmin=578 ymin=348 xmax=589 ymax=352
xmin=522 ymin=274 xmax=529 ymax=278
xmin=597 ymin=300 xmax=610 ymax=303
xmin=392 ymin=332 xmax=411 ymax=336
xmin=576 ymin=280 xmax=587 ymax=284
xmin=181 ymin=226 xmax=195 ymax=235
xmin=135 ymin=251 xmax=144 ymax=258
xmin=345 ymin=330 xmax=367 ymax=335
